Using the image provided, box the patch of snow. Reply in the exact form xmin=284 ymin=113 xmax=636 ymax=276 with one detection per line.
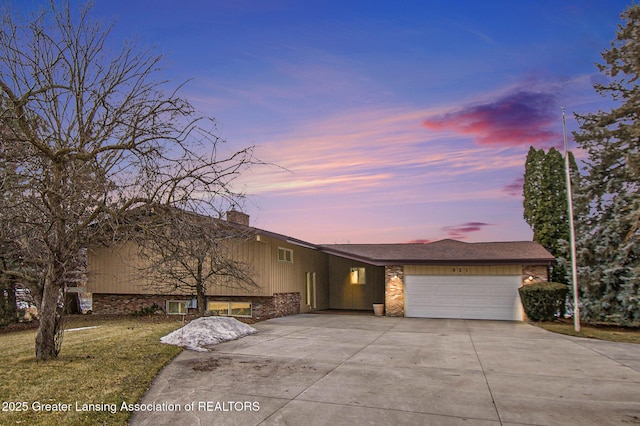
xmin=160 ymin=317 xmax=258 ymax=352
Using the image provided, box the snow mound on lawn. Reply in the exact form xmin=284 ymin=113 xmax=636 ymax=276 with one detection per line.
xmin=160 ymin=317 xmax=258 ymax=352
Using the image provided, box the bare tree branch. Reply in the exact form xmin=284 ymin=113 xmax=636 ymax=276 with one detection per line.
xmin=0 ymin=1 xmax=261 ymax=359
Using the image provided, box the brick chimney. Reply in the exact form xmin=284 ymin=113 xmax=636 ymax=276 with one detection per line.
xmin=226 ymin=209 xmax=249 ymax=226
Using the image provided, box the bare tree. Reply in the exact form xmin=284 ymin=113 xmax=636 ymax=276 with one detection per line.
xmin=0 ymin=2 xmax=255 ymax=359
xmin=131 ymin=206 xmax=259 ymax=314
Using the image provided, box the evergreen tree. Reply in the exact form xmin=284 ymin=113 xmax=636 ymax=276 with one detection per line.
xmin=523 ymin=146 xmax=577 ymax=283
xmin=573 ymin=4 xmax=640 ymax=326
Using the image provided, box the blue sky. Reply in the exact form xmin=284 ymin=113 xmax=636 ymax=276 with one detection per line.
xmin=23 ymin=0 xmax=633 ymax=243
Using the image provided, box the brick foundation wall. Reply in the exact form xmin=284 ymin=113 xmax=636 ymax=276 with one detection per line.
xmin=91 ymin=292 xmax=301 ymax=321
xmin=207 ymin=293 xmax=301 ymax=321
xmin=271 ymin=292 xmax=301 ymax=318
xmin=92 ymin=294 xmax=173 ymax=315
xmin=385 ymin=266 xmax=405 ymax=317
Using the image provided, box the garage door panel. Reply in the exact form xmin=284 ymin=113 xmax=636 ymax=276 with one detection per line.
xmin=405 ymin=275 xmax=522 ymax=321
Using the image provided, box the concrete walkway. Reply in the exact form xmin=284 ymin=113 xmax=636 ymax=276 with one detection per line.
xmin=130 ymin=314 xmax=640 ymax=426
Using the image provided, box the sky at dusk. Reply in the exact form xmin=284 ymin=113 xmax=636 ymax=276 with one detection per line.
xmin=20 ymin=0 xmax=634 ymax=244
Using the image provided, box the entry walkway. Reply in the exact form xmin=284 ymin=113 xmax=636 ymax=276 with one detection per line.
xmin=131 ymin=314 xmax=640 ymax=425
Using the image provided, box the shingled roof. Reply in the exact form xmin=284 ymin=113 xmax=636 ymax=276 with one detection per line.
xmin=320 ymin=239 xmax=555 ymax=266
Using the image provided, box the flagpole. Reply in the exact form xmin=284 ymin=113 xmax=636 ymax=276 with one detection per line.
xmin=562 ymin=107 xmax=580 ymax=332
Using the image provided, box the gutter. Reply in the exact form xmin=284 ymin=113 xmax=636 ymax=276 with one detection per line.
xmin=319 ymin=246 xmax=555 ymax=267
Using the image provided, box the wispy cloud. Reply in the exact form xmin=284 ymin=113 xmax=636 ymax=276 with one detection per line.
xmin=442 ymin=222 xmax=494 ymax=239
xmin=422 ymin=90 xmax=560 ymax=147
xmin=236 ymin=106 xmax=530 ymax=197
xmin=406 ymin=239 xmax=433 ymax=244
xmin=404 ymin=221 xmax=495 ymax=243
xmin=502 ymin=177 xmax=524 ymax=197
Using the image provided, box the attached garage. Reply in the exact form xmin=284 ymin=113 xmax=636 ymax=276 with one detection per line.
xmin=322 ymin=239 xmax=555 ymax=321
xmin=404 ymin=274 xmax=523 ymax=321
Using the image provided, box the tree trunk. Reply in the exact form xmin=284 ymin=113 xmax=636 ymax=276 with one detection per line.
xmin=197 ymin=289 xmax=206 ymax=315
xmin=35 ymin=275 xmax=62 ymax=360
xmin=196 ymin=258 xmax=206 ymax=314
xmin=35 ymin=161 xmax=67 ymax=360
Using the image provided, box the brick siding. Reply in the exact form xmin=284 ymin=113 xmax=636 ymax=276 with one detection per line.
xmin=384 ymin=265 xmax=405 ymax=317
xmin=522 ymin=265 xmax=549 ymax=285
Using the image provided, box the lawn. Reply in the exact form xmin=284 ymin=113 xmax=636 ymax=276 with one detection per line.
xmin=0 ymin=315 xmax=184 ymax=425
xmin=534 ymin=320 xmax=640 ymax=344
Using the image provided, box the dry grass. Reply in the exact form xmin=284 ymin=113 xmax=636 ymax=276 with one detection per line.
xmin=534 ymin=320 xmax=640 ymax=344
xmin=0 ymin=315 xmax=184 ymax=425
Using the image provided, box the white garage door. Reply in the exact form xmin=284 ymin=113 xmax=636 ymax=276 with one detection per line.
xmin=405 ymin=275 xmax=523 ymax=321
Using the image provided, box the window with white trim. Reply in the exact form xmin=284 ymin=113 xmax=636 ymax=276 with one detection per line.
xmin=278 ymin=247 xmax=293 ymax=263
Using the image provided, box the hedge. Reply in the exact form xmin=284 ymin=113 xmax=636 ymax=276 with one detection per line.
xmin=519 ymin=282 xmax=569 ymax=321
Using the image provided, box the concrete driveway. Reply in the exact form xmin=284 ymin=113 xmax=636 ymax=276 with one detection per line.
xmin=131 ymin=314 xmax=640 ymax=426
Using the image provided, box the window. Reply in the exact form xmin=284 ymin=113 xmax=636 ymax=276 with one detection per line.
xmin=208 ymin=301 xmax=230 ymax=316
xmin=166 ymin=300 xmax=187 ymax=315
xmin=207 ymin=301 xmax=252 ymax=318
xmin=350 ymin=267 xmax=366 ymax=284
xmin=305 ymin=272 xmax=317 ymax=308
xmin=278 ymin=247 xmax=293 ymax=263
xmin=230 ymin=302 xmax=252 ymax=317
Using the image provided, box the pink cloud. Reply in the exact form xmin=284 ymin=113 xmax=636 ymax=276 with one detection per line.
xmin=235 ymin=107 xmax=488 ymax=196
xmin=406 ymin=239 xmax=433 ymax=244
xmin=442 ymin=222 xmax=493 ymax=239
xmin=422 ymin=90 xmax=560 ymax=146
xmin=407 ymin=222 xmax=494 ymax=244
xmin=502 ymin=177 xmax=524 ymax=197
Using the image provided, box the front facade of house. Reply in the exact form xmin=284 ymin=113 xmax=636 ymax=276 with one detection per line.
xmin=82 ymin=211 xmax=554 ymax=321
xmin=85 ymin=211 xmax=331 ymax=320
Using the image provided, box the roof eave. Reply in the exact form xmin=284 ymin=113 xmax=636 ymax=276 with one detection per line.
xmin=320 ymin=246 xmax=555 ymax=267
xmin=394 ymin=258 xmax=555 ymax=266
xmin=253 ymin=229 xmax=320 ymax=250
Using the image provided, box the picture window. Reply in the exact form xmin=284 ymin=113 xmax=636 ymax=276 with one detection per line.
xmin=207 ymin=301 xmax=252 ymax=318
xmin=230 ymin=302 xmax=252 ymax=317
xmin=208 ymin=301 xmax=230 ymax=316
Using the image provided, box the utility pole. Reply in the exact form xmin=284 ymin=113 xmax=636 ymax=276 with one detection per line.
xmin=562 ymin=107 xmax=580 ymax=332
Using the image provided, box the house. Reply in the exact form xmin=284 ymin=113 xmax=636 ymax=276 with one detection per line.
xmin=83 ymin=210 xmax=554 ymax=321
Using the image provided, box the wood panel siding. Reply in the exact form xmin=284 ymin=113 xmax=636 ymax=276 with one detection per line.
xmin=404 ymin=265 xmax=522 ymax=276
xmin=87 ymin=242 xmax=166 ymax=295
xmin=328 ymin=256 xmax=385 ymax=310
xmin=250 ymin=236 xmax=330 ymax=312
xmin=87 ymin=233 xmax=329 ymax=313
